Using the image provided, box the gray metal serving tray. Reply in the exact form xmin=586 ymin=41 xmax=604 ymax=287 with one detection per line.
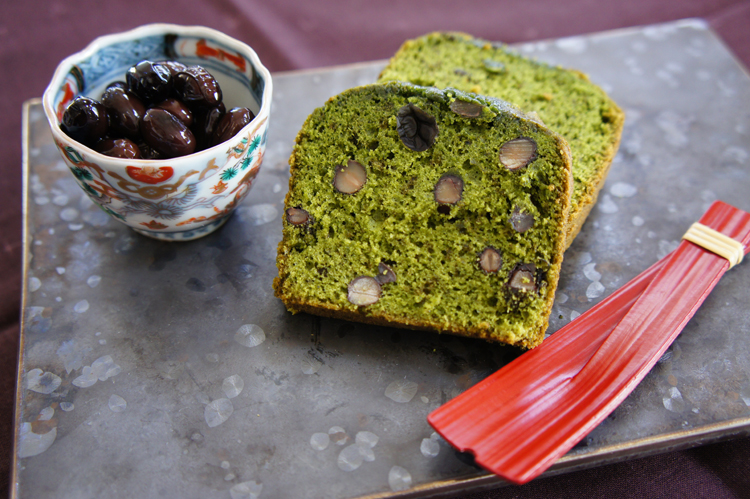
xmin=14 ymin=19 xmax=750 ymax=499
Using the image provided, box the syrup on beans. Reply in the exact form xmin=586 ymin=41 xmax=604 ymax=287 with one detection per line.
xmin=60 ymin=60 xmax=256 ymax=159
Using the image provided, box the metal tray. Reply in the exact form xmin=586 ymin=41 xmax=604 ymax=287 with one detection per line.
xmin=13 ymin=19 xmax=750 ymax=499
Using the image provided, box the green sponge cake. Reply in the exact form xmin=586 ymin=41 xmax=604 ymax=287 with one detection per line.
xmin=274 ymin=82 xmax=572 ymax=348
xmin=378 ymin=32 xmax=625 ymax=248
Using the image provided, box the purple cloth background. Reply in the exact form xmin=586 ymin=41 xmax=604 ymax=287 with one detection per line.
xmin=2 ymin=1 xmax=750 ymax=497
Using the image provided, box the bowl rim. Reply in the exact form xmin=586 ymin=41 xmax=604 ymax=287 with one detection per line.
xmin=42 ymin=23 xmax=273 ymax=165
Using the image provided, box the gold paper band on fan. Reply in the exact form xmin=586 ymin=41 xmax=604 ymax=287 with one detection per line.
xmin=682 ymin=222 xmax=744 ymax=269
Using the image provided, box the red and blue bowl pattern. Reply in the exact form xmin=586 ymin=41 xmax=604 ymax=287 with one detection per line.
xmin=43 ymin=24 xmax=273 ymax=240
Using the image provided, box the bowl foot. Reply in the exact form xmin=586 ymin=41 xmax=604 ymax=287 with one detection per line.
xmin=131 ymin=214 xmax=231 ymax=241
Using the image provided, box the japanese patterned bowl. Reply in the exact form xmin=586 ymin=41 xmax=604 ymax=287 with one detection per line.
xmin=42 ymin=24 xmax=272 ymax=241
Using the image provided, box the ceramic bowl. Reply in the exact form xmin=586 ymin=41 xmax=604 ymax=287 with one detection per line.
xmin=42 ymin=24 xmax=272 ymax=241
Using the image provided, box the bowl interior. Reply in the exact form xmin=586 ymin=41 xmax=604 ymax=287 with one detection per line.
xmin=48 ymin=29 xmax=267 ymax=126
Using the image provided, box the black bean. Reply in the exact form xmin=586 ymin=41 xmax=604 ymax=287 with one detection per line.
xmin=61 ymin=96 xmax=109 ymax=146
xmin=159 ymin=60 xmax=188 ymax=76
xmin=174 ymin=66 xmax=223 ymax=108
xmin=508 ymin=264 xmax=539 ymax=293
xmin=137 ymin=141 xmax=163 ymax=160
xmin=192 ymin=103 xmax=226 ymax=150
xmin=396 ymin=104 xmax=438 ymax=152
xmin=433 ymin=174 xmax=463 ymax=205
xmin=126 ymin=61 xmax=173 ymax=103
xmin=510 ymin=206 xmax=535 ymax=233
xmin=101 ymin=86 xmax=145 ymax=140
xmin=155 ymin=98 xmax=193 ymax=127
xmin=140 ymin=108 xmax=196 ymax=158
xmin=95 ymin=138 xmax=141 ymax=159
xmin=478 ymin=247 xmax=502 ymax=274
xmin=450 ymin=100 xmax=484 ymax=118
xmin=211 ymin=107 xmax=255 ymax=146
xmin=106 ymin=81 xmax=128 ymax=91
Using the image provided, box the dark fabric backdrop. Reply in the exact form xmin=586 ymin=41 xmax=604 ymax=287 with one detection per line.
xmin=2 ymin=1 xmax=750 ymax=497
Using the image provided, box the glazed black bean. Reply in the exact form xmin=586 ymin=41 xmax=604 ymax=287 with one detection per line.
xmin=155 ymin=98 xmax=193 ymax=127
xmin=95 ymin=138 xmax=141 ymax=159
xmin=140 ymin=108 xmax=196 ymax=158
xmin=212 ymin=107 xmax=255 ymax=146
xmin=193 ymin=103 xmax=226 ymax=150
xmin=174 ymin=66 xmax=223 ymax=108
xmin=137 ymin=141 xmax=163 ymax=160
xmin=101 ymin=86 xmax=146 ymax=139
xmin=60 ymin=61 xmax=253 ymax=159
xmin=106 ymin=81 xmax=128 ymax=91
xmin=126 ymin=61 xmax=172 ymax=103
xmin=61 ymin=96 xmax=108 ymax=146
xmin=159 ymin=60 xmax=188 ymax=76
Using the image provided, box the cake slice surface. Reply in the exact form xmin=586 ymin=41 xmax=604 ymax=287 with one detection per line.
xmin=274 ymin=82 xmax=572 ymax=348
xmin=378 ymin=32 xmax=624 ymax=247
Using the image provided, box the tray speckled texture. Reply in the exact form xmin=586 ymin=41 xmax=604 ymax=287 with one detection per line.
xmin=14 ymin=19 xmax=750 ymax=499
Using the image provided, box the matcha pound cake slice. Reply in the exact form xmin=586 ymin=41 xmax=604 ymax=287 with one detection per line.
xmin=274 ymin=82 xmax=572 ymax=348
xmin=378 ymin=32 xmax=625 ymax=248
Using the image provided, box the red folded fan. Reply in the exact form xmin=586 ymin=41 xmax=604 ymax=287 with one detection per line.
xmin=428 ymin=200 xmax=750 ymax=485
